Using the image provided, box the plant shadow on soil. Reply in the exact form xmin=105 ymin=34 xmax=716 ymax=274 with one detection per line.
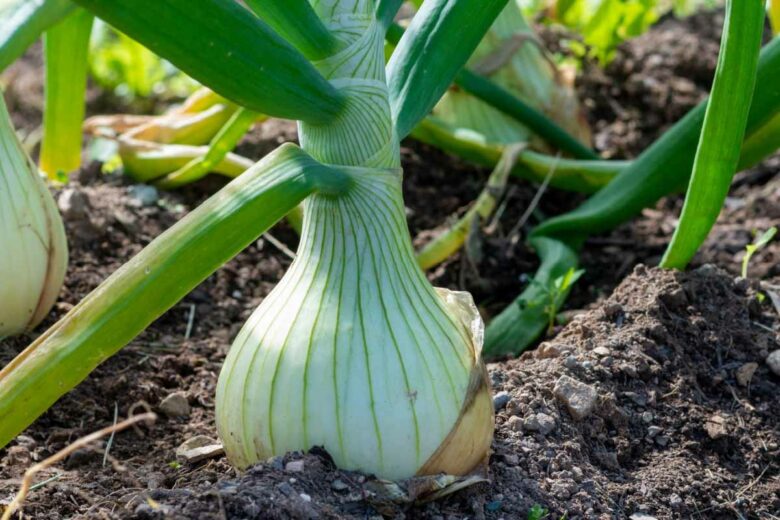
xmin=1 ymin=9 xmax=779 ymax=520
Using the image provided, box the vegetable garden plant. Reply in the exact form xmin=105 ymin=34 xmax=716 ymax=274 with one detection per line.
xmin=0 ymin=0 xmax=778 ymax=495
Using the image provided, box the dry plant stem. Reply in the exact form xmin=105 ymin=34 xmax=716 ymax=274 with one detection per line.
xmin=1 ymin=413 xmax=157 ymax=520
xmin=416 ymin=143 xmax=525 ymax=270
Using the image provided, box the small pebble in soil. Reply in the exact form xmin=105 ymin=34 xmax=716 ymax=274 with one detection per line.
xmin=128 ymin=184 xmax=160 ymax=207
xmin=175 ymin=435 xmax=224 ymax=464
xmin=331 ymin=479 xmax=348 ymax=492
xmin=735 ymin=362 xmax=758 ymax=387
xmin=553 ymin=375 xmax=598 ymax=421
xmin=661 ymin=287 xmax=688 ymax=310
xmin=593 ymin=346 xmax=610 ymax=357
xmin=177 ymin=444 xmax=225 ymax=464
xmin=604 ymin=302 xmax=624 ymax=319
xmin=503 ymin=453 xmax=519 ymax=466
xmin=536 ymin=342 xmax=572 ymax=358
xmin=277 ymin=482 xmax=295 ymax=496
xmin=493 ymin=391 xmax=511 ymax=411
xmin=66 ymin=447 xmax=100 ymax=468
xmin=623 ymin=391 xmax=647 ymax=406
xmin=766 ymin=349 xmax=780 ymax=376
xmin=647 ymin=426 xmax=663 ymax=438
xmin=704 ymin=414 xmax=728 ymax=440
xmin=159 ymin=392 xmax=191 ymax=418
xmin=506 ymin=415 xmax=523 ymax=432
xmin=285 ymin=460 xmax=305 ymax=472
xmin=523 ymin=413 xmax=556 ymax=435
xmin=58 ymin=188 xmax=91 ymax=219
xmin=269 ymin=456 xmax=285 ymax=471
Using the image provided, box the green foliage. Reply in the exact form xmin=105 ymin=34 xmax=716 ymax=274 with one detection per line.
xmin=242 ymin=0 xmax=338 ymax=60
xmin=527 ymin=504 xmax=549 ymax=520
xmin=40 ymin=7 xmax=93 ymax=179
xmin=531 ymin=36 xmax=780 ymax=245
xmin=544 ymin=267 xmax=584 ymax=332
xmin=519 ymin=0 xmax=722 ymax=64
xmin=89 ymin=22 xmax=196 ymax=100
xmin=742 ymin=227 xmax=777 ymax=278
xmin=555 ymin=0 xmax=659 ymax=63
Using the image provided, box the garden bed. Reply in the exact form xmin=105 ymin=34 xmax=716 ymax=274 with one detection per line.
xmin=1 ymin=10 xmax=778 ymax=519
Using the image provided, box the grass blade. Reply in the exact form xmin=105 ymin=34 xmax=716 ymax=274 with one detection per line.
xmin=0 ymin=144 xmax=349 ymax=449
xmin=660 ymin=0 xmax=765 ymax=269
xmin=39 ymin=7 xmax=93 ymax=179
xmin=0 ymin=0 xmax=75 ymax=73
xmin=71 ymin=0 xmax=345 ymax=124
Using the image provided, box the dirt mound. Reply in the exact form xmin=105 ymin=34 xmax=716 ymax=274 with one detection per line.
xmin=488 ymin=265 xmax=779 ymax=519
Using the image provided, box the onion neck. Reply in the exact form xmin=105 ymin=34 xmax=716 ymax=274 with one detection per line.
xmin=298 ymin=2 xmax=400 ymax=170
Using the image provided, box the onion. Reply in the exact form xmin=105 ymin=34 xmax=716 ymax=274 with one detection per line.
xmin=216 ymin=169 xmax=493 ymax=480
xmin=0 ymin=97 xmax=68 ymax=338
xmin=215 ymin=2 xmax=495 ymax=480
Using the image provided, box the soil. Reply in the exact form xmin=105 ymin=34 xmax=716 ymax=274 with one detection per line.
xmin=1 ymin=9 xmax=779 ymax=520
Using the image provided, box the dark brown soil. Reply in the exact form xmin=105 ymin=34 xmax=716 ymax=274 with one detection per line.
xmin=1 ymin=9 xmax=779 ymax=520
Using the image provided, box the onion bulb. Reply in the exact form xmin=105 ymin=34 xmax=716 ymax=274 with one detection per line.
xmin=216 ymin=169 xmax=494 ymax=480
xmin=0 ymin=97 xmax=68 ymax=338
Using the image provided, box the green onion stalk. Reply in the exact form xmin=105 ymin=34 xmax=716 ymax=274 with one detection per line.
xmin=661 ymin=0 xmax=765 ymax=269
xmin=0 ymin=95 xmax=67 ymax=339
xmin=39 ymin=7 xmax=93 ymax=180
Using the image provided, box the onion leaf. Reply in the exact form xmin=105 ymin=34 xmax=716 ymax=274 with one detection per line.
xmin=661 ymin=0 xmax=765 ymax=270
